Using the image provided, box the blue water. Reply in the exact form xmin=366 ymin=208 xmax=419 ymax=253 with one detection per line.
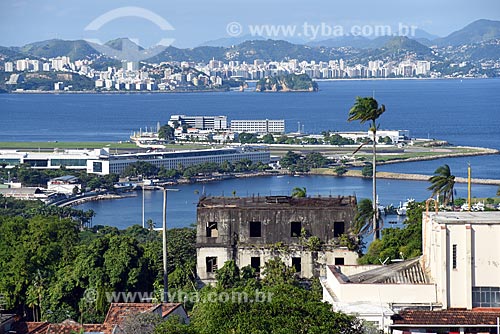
xmin=1 ymin=79 xmax=500 ymax=149
xmin=1 ymin=79 xmax=499 ymax=228
xmin=77 ymin=175 xmax=499 ymax=230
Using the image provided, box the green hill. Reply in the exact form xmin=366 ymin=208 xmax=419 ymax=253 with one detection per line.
xmin=20 ymin=39 xmax=99 ymax=60
xmin=255 ymin=73 xmax=318 ymax=92
xmin=435 ymin=19 xmax=500 ymax=46
xmin=358 ymin=36 xmax=434 ymax=62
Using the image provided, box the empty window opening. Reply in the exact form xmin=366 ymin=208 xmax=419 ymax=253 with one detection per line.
xmin=249 ymin=221 xmax=262 ymax=237
xmin=292 ymin=257 xmax=301 ymax=273
xmin=206 ymin=222 xmax=218 ymax=238
xmin=206 ymin=257 xmax=217 ymax=273
xmin=251 ymin=257 xmax=261 ymax=273
xmin=334 ymin=221 xmax=345 ymax=237
xmin=452 ymin=244 xmax=457 ymax=269
xmin=291 ymin=221 xmax=302 ymax=237
xmin=335 ymin=257 xmax=345 ymax=265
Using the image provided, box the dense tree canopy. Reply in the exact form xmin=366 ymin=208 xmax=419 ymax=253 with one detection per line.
xmin=0 ymin=201 xmax=197 ymax=323
xmin=359 ymin=201 xmax=423 ymax=264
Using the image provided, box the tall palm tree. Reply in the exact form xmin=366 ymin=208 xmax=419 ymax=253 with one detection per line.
xmin=428 ymin=164 xmax=455 ymax=205
xmin=291 ymin=187 xmax=307 ymax=198
xmin=348 ymin=97 xmax=386 ymax=240
xmin=353 ymin=198 xmax=375 ymax=236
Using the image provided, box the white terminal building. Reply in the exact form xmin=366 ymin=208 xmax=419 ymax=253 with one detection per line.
xmin=230 ymin=119 xmax=285 ymax=134
xmin=168 ymin=115 xmax=228 ymax=130
xmin=0 ymin=149 xmax=105 ymax=169
xmin=86 ymin=147 xmax=270 ymax=175
xmin=337 ymin=129 xmax=410 ymax=144
xmin=0 ymin=147 xmax=270 ymax=176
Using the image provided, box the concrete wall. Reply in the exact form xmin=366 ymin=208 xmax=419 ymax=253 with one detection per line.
xmin=423 ymin=212 xmax=500 ymax=309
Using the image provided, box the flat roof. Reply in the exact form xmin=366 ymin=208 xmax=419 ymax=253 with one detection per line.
xmin=198 ymin=195 xmax=357 ymax=209
xmin=428 ymin=211 xmax=500 ymax=224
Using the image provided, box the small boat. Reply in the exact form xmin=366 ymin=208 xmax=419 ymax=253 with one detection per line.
xmin=396 ymin=198 xmax=415 ymax=216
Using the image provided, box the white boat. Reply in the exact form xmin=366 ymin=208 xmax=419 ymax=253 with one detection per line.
xmin=461 ymin=202 xmax=485 ymax=212
xmin=472 ymin=202 xmax=485 ymax=211
xmin=396 ymin=198 xmax=415 ymax=216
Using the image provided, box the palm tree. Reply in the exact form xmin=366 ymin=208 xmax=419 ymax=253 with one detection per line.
xmin=428 ymin=164 xmax=455 ymax=205
xmin=348 ymin=97 xmax=386 ymax=240
xmin=291 ymin=187 xmax=307 ymax=198
xmin=352 ymin=198 xmax=383 ymax=237
xmin=353 ymin=198 xmax=375 ymax=236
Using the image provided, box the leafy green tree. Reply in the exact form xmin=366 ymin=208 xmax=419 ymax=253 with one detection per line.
xmin=428 ymin=164 xmax=455 ymax=205
xmin=122 ymin=161 xmax=159 ymax=178
xmin=158 ymin=124 xmax=175 ymax=141
xmin=334 ymin=166 xmax=347 ymax=176
xmin=262 ymin=133 xmax=275 ymax=144
xmin=291 ymin=187 xmax=307 ymax=198
xmin=189 ymin=279 xmax=361 ymax=334
xmin=238 ymin=132 xmax=259 ymax=144
xmin=215 ymin=260 xmax=241 ymax=289
xmin=280 ymin=151 xmax=301 ymax=168
xmin=348 ymin=96 xmax=386 ymax=240
xmin=121 ymin=312 xmax=164 ymax=334
xmin=262 ymin=258 xmax=297 ymax=286
xmin=155 ymin=315 xmax=194 ymax=334
xmin=361 ymin=163 xmax=373 ymax=178
xmin=304 ymin=152 xmax=328 ymax=168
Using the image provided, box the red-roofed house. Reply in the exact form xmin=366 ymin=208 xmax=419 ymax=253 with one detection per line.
xmin=8 ymin=302 xmax=188 ymax=334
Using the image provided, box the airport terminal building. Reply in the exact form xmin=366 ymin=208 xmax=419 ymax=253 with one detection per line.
xmin=86 ymin=146 xmax=270 ymax=175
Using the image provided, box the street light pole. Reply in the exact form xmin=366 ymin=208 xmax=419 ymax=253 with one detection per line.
xmin=162 ymin=188 xmax=179 ymax=303
xmin=142 ymin=185 xmax=145 ymax=228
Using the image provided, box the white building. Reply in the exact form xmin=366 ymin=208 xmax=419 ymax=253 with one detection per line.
xmin=168 ymin=115 xmax=228 ymax=131
xmin=87 ymin=146 xmax=270 ymax=175
xmin=0 ymin=148 xmax=106 ymax=170
xmin=230 ymin=119 xmax=285 ymax=134
xmin=54 ymin=82 xmax=64 ymax=91
xmin=16 ymin=59 xmax=29 ymax=71
xmin=322 ymin=211 xmax=500 ymax=332
xmin=422 ymin=211 xmax=500 ymax=310
xmin=4 ymin=62 xmax=14 ymax=72
xmin=47 ymin=175 xmax=82 ymax=194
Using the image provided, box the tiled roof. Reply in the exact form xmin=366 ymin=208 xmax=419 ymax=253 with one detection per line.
xmin=13 ymin=302 xmax=183 ymax=334
xmin=347 ymin=257 xmax=428 ymax=284
xmin=392 ymin=309 xmax=500 ymax=326
xmin=104 ymin=302 xmax=182 ymax=325
xmin=11 ymin=321 xmax=50 ymax=334
xmin=11 ymin=321 xmax=111 ymax=334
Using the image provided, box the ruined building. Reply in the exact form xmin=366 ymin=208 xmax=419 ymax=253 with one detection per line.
xmin=196 ymin=195 xmax=359 ymax=285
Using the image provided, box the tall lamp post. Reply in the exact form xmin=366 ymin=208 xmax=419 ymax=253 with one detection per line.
xmin=162 ymin=188 xmax=179 ymax=303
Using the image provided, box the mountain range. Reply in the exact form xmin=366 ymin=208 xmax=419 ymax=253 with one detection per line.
xmin=1 ymin=19 xmax=499 ymax=64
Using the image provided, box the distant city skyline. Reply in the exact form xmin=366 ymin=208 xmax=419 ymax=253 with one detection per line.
xmin=1 ymin=0 xmax=499 ymax=48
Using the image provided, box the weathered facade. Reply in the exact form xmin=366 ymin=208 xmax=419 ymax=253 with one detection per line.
xmin=196 ymin=195 xmax=359 ymax=285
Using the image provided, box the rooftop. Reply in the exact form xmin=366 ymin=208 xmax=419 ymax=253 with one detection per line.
xmin=12 ymin=303 xmax=184 ymax=334
xmin=330 ymin=257 xmax=429 ymax=284
xmin=198 ymin=195 xmax=357 ymax=209
xmin=428 ymin=211 xmax=500 ymax=224
xmin=391 ymin=308 xmax=500 ymax=326
xmin=104 ymin=302 xmax=181 ymax=326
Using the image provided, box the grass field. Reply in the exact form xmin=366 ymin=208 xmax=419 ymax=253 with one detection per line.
xmin=0 ymin=142 xmax=215 ymax=150
xmin=0 ymin=141 xmax=138 ymax=149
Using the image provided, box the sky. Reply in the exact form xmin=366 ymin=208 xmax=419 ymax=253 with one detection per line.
xmin=0 ymin=0 xmax=499 ymax=48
